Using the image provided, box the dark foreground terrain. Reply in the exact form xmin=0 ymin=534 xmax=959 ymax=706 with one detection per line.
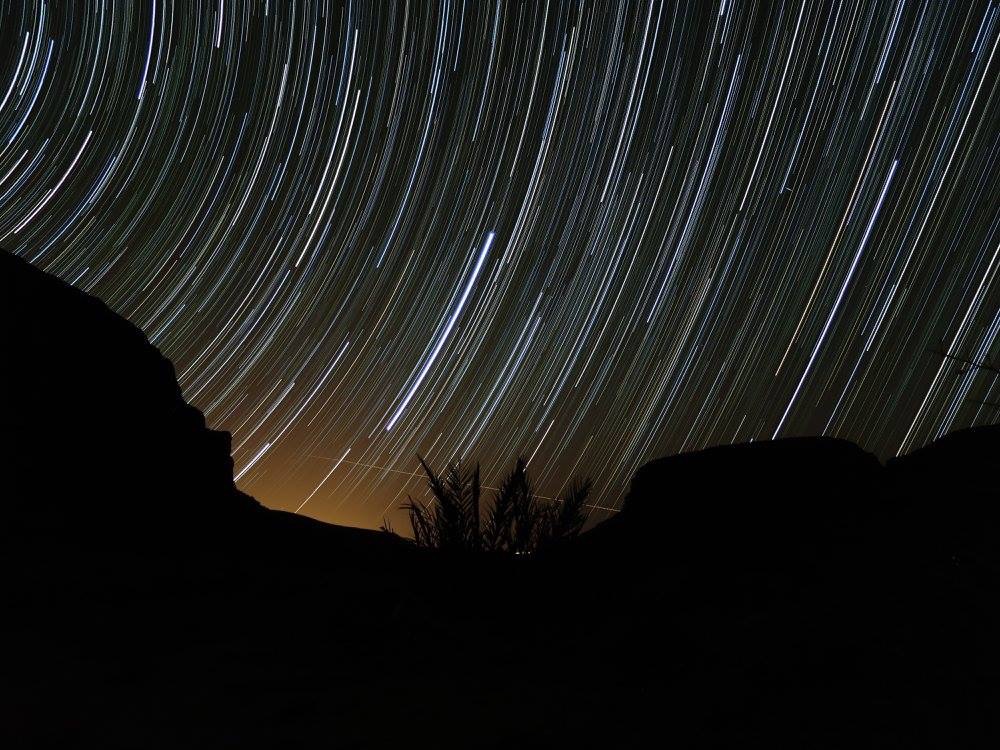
xmin=3 ymin=250 xmax=999 ymax=748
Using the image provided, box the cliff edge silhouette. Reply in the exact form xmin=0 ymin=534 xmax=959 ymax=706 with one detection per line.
xmin=2 ymin=250 xmax=406 ymax=603
xmin=3 ymin=251 xmax=257 ymax=535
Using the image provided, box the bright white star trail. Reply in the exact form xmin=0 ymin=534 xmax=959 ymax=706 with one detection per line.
xmin=2 ymin=1 xmax=998 ymax=528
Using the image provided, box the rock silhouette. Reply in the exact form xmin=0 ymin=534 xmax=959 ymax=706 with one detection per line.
xmin=2 ymin=251 xmax=406 ymax=587
xmin=3 ymin=248 xmax=998 ymax=747
xmin=4 ymin=251 xmax=257 ymax=537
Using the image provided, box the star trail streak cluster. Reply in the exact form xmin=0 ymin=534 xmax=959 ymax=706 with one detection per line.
xmin=2 ymin=1 xmax=998 ymax=528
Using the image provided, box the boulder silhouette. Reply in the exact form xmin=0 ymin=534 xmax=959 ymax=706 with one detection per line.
xmin=569 ymin=436 xmax=885 ymax=590
xmin=625 ymin=436 xmax=883 ymax=550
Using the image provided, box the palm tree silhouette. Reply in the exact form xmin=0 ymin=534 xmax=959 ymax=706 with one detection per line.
xmin=384 ymin=456 xmax=591 ymax=554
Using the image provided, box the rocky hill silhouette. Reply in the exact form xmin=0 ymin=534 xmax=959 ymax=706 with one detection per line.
xmin=2 ymin=251 xmax=407 ymax=588
xmin=3 ymin=249 xmax=998 ymax=747
xmin=4 ymin=251 xmax=257 ymax=534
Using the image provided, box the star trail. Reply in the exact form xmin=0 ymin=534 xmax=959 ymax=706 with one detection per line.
xmin=2 ymin=1 xmax=998 ymax=529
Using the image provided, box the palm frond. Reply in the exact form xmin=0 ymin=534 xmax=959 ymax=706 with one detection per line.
xmin=400 ymin=454 xmax=591 ymax=556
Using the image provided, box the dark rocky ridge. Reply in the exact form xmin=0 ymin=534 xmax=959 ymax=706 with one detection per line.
xmin=3 ymin=250 xmax=257 ymax=537
xmin=3 ymin=249 xmax=999 ymax=747
xmin=2 ymin=249 xmax=408 ymax=607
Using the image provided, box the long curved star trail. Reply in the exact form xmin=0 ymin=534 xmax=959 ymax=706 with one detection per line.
xmin=2 ymin=1 xmax=998 ymax=528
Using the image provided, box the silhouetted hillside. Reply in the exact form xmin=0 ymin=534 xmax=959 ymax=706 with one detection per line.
xmin=888 ymin=423 xmax=999 ymax=494
xmin=625 ymin=436 xmax=882 ymax=552
xmin=578 ymin=427 xmax=997 ymax=565
xmin=2 ymin=249 xmax=409 ymax=603
xmin=3 ymin=249 xmax=998 ymax=747
xmin=3 ymin=251 xmax=256 ymax=534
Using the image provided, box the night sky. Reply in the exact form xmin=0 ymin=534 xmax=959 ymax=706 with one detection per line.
xmin=2 ymin=1 xmax=998 ymax=529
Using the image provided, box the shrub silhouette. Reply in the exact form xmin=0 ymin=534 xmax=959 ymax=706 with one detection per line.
xmin=386 ymin=456 xmax=591 ymax=554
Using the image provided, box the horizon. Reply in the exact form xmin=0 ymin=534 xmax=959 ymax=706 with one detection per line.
xmin=1 ymin=1 xmax=997 ymax=530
